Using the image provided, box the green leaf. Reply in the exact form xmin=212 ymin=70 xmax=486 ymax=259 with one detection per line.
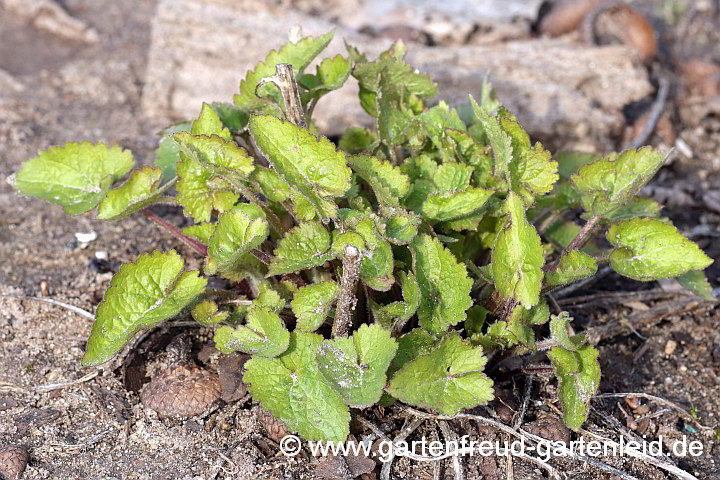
xmin=338 ymin=127 xmax=376 ymax=154
xmin=555 ymin=151 xmax=601 ymax=178
xmin=549 ymin=312 xmax=586 ymax=351
xmin=387 ymin=334 xmax=493 ymax=415
xmin=433 ymin=162 xmax=474 ymax=191
xmin=600 ymin=197 xmax=663 ymax=221
xmin=233 ymin=32 xmax=334 ymax=113
xmin=372 ymin=271 xmax=420 ymax=327
xmin=174 ymin=132 xmax=255 ymax=179
xmin=510 ymin=144 xmax=559 ymax=197
xmin=412 ymin=234 xmax=473 ymax=332
xmin=300 ymin=54 xmax=351 ymax=102
xmin=361 ymin=239 xmax=394 ymax=291
xmin=96 ymin=166 xmax=172 ymax=220
xmin=191 ymin=300 xmax=229 ymax=325
xmin=572 ymin=147 xmax=667 ymax=217
xmin=382 ymin=208 xmax=421 ymax=245
xmin=250 ymin=167 xmax=291 ymax=203
xmin=675 ymin=270 xmax=714 ymax=301
xmin=607 ymin=218 xmax=713 ymax=281
xmin=545 ymin=250 xmax=598 ymax=287
xmin=155 ymin=122 xmax=191 ymax=181
xmin=291 ymin=281 xmax=338 ymax=332
xmin=214 ymin=307 xmax=289 ymax=357
xmin=391 ymin=328 xmax=437 ymax=373
xmin=421 ymin=188 xmax=493 ymax=221
xmin=349 ymin=155 xmax=410 ymax=207
xmin=211 ymin=102 xmax=249 ymax=132
xmin=192 ymin=103 xmax=232 ymax=141
xmin=83 ymin=250 xmax=207 ymax=366
xmin=470 ymin=96 xmax=512 ymax=182
xmin=354 ymin=58 xmax=436 ymax=117
xmin=492 ymin=193 xmax=544 ymax=307
xmin=548 ymin=345 xmax=601 ymax=431
xmin=316 ymin=324 xmax=398 ymax=407
xmin=12 ymin=142 xmax=134 ymax=215
xmin=268 ymin=222 xmax=334 ymax=276
xmin=173 ymin=132 xmax=256 ymax=222
xmin=183 ymin=222 xmax=215 ymax=245
xmin=249 ymin=115 xmax=351 ymax=219
xmin=376 ymin=74 xmax=414 ymax=145
xmin=205 ymin=204 xmax=269 ymax=279
xmin=243 ymin=332 xmax=350 ymax=442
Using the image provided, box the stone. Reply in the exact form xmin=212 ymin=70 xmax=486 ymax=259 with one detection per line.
xmin=143 ymin=0 xmax=651 ymax=150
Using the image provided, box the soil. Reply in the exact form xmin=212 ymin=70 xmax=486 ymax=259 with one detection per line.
xmin=1 ymin=1 xmax=719 ymax=479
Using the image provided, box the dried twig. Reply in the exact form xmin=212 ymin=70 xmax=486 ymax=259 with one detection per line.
xmin=0 ymin=294 xmax=95 ymax=320
xmin=32 ymin=370 xmax=99 ymax=393
xmin=438 ymin=420 xmax=464 ymax=480
xmin=512 ymin=377 xmax=533 ymax=430
xmin=332 ymin=245 xmax=363 ymax=338
xmin=256 ymin=63 xmax=306 ymax=127
xmin=594 ymin=392 xmax=715 ymax=432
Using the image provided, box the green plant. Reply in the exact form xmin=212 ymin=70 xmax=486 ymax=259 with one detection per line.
xmin=8 ymin=32 xmax=713 ymax=440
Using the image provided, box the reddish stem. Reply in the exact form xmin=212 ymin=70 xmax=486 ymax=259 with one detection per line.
xmin=141 ymin=209 xmax=208 ymax=256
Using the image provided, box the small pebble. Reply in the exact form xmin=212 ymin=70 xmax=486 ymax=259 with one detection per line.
xmin=95 ymin=250 xmax=108 ymax=260
xmin=664 ymin=339 xmax=678 ymax=356
xmin=75 ymin=231 xmax=97 ymax=243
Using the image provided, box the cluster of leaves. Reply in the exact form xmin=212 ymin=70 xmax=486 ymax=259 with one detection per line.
xmin=9 ymin=32 xmax=713 ymax=440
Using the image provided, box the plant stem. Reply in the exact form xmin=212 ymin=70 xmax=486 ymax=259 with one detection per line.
xmin=141 ymin=209 xmax=208 ymax=256
xmin=257 ymin=63 xmax=306 ymax=127
xmin=544 ymin=216 xmax=601 ymax=273
xmin=332 ymin=245 xmax=363 ymax=338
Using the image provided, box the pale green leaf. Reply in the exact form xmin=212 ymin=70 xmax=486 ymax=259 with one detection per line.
xmin=233 ymin=32 xmax=334 ymax=113
xmin=214 ymin=306 xmax=289 ymax=357
xmin=183 ymin=222 xmax=215 ymax=245
xmin=349 ymin=155 xmax=410 ymax=207
xmin=316 ymin=324 xmax=398 ymax=407
xmin=421 ymin=188 xmax=493 ymax=221
xmin=243 ymin=332 xmax=350 ymax=442
xmin=191 ymin=300 xmax=229 ymax=325
xmin=83 ymin=250 xmax=207 ymax=366
xmin=572 ymin=147 xmax=667 ymax=216
xmin=300 ymin=54 xmax=351 ymax=101
xmin=492 ymin=193 xmax=544 ymax=307
xmin=548 ymin=345 xmax=601 ymax=431
xmin=607 ymin=218 xmax=713 ymax=281
xmin=387 ymin=334 xmax=493 ymax=415
xmin=96 ymin=166 xmax=172 ymax=220
xmin=545 ymin=250 xmax=598 ymax=287
xmin=470 ymin=95 xmax=512 ymax=182
xmin=12 ymin=142 xmax=134 ymax=215
xmin=205 ymin=204 xmax=269 ymax=278
xmin=249 ymin=115 xmax=350 ymax=219
xmin=174 ymin=132 xmax=255 ymax=179
xmin=412 ymin=234 xmax=473 ymax=332
xmin=675 ymin=270 xmax=714 ymax=301
xmin=291 ymin=281 xmax=338 ymax=332
xmin=549 ymin=312 xmax=586 ymax=351
xmin=510 ymin=144 xmax=559 ymax=196
xmin=268 ymin=222 xmax=334 ymax=276
xmin=382 ymin=208 xmax=421 ymax=245
xmin=601 ymin=197 xmax=663 ymax=221
xmin=192 ymin=103 xmax=232 ymax=141
xmin=155 ymin=122 xmax=191 ymax=180
xmin=433 ymin=163 xmax=474 ymax=191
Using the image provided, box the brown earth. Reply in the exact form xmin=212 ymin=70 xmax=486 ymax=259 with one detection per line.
xmin=1 ymin=0 xmax=719 ymax=479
